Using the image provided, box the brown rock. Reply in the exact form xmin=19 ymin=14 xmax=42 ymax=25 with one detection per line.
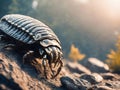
xmin=0 ymin=53 xmax=47 ymax=90
xmin=0 ymin=48 xmax=63 ymax=90
xmin=93 ymin=85 xmax=113 ymax=90
xmin=66 ymin=62 xmax=91 ymax=74
xmin=80 ymin=73 xmax=103 ymax=84
xmin=105 ymin=81 xmax=120 ymax=89
xmin=60 ymin=76 xmax=91 ymax=90
xmin=83 ymin=58 xmax=109 ymax=73
xmin=101 ymin=73 xmax=115 ymax=80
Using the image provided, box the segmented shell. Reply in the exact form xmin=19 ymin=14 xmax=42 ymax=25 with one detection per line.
xmin=0 ymin=14 xmax=60 ymax=45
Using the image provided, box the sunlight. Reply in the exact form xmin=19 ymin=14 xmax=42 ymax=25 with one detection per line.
xmin=107 ymin=0 xmax=120 ymax=10
xmin=32 ymin=0 xmax=38 ymax=9
xmin=114 ymin=31 xmax=119 ymax=36
xmin=105 ymin=0 xmax=120 ymax=18
xmin=75 ymin=0 xmax=89 ymax=4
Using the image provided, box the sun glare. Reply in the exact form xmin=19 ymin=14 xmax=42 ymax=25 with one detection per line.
xmin=105 ymin=0 xmax=120 ymax=18
xmin=75 ymin=0 xmax=89 ymax=4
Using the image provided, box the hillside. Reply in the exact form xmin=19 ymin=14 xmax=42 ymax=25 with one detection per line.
xmin=0 ymin=41 xmax=120 ymax=90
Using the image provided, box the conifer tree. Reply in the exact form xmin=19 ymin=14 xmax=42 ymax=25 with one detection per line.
xmin=106 ymin=36 xmax=120 ymax=72
xmin=69 ymin=44 xmax=85 ymax=62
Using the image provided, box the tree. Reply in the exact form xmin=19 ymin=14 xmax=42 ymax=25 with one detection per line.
xmin=106 ymin=36 xmax=120 ymax=72
xmin=69 ymin=44 xmax=85 ymax=62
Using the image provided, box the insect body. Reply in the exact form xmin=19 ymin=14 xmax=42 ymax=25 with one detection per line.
xmin=0 ymin=14 xmax=63 ymax=79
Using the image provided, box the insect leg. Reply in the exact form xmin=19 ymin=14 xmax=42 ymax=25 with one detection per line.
xmin=51 ymin=60 xmax=63 ymax=79
xmin=3 ymin=44 xmax=15 ymax=49
xmin=42 ymin=55 xmax=48 ymax=79
xmin=23 ymin=50 xmax=34 ymax=63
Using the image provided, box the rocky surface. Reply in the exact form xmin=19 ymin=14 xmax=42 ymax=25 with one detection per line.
xmin=0 ymin=42 xmax=63 ymax=90
xmin=0 ymin=52 xmax=65 ymax=90
xmin=80 ymin=73 xmax=103 ymax=84
xmin=66 ymin=62 xmax=91 ymax=74
xmin=61 ymin=61 xmax=120 ymax=90
xmin=0 ymin=41 xmax=120 ymax=90
xmin=82 ymin=58 xmax=110 ymax=73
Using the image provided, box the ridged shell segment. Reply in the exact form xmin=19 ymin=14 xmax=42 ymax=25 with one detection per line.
xmin=0 ymin=14 xmax=60 ymax=44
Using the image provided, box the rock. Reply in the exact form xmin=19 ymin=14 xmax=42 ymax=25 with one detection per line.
xmin=0 ymin=52 xmax=51 ymax=90
xmin=0 ymin=44 xmax=63 ymax=90
xmin=61 ymin=66 xmax=71 ymax=76
xmin=0 ymin=40 xmax=120 ymax=90
xmin=66 ymin=62 xmax=91 ymax=74
xmin=60 ymin=76 xmax=81 ymax=90
xmin=60 ymin=73 xmax=120 ymax=90
xmin=60 ymin=76 xmax=91 ymax=90
xmin=83 ymin=58 xmax=109 ymax=73
xmin=101 ymin=73 xmax=115 ymax=80
xmin=80 ymin=73 xmax=103 ymax=84
xmin=93 ymin=85 xmax=113 ymax=90
xmin=105 ymin=81 xmax=120 ymax=89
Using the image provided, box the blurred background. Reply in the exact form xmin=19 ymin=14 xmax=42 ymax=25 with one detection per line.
xmin=0 ymin=0 xmax=120 ymax=60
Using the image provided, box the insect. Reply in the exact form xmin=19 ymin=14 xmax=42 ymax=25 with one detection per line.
xmin=0 ymin=14 xmax=63 ymax=79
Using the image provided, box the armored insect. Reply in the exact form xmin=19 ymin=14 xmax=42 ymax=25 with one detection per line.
xmin=0 ymin=14 xmax=63 ymax=79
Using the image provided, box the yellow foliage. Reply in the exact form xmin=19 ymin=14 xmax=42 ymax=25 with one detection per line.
xmin=106 ymin=36 xmax=120 ymax=72
xmin=69 ymin=44 xmax=85 ymax=62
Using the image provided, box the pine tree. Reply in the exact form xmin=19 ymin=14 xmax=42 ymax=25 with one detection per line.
xmin=106 ymin=36 xmax=120 ymax=72
xmin=69 ymin=44 xmax=85 ymax=62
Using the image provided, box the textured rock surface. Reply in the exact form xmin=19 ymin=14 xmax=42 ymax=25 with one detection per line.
xmin=60 ymin=73 xmax=120 ymax=90
xmin=0 ymin=41 xmax=120 ymax=90
xmin=0 ymin=52 xmax=64 ymax=90
xmin=66 ymin=62 xmax=91 ymax=74
xmin=60 ymin=76 xmax=91 ymax=90
xmin=93 ymin=85 xmax=113 ymax=90
xmin=101 ymin=73 xmax=115 ymax=80
xmin=61 ymin=60 xmax=120 ymax=90
xmin=82 ymin=58 xmax=109 ymax=73
xmin=80 ymin=73 xmax=103 ymax=84
xmin=0 ymin=42 xmax=63 ymax=90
